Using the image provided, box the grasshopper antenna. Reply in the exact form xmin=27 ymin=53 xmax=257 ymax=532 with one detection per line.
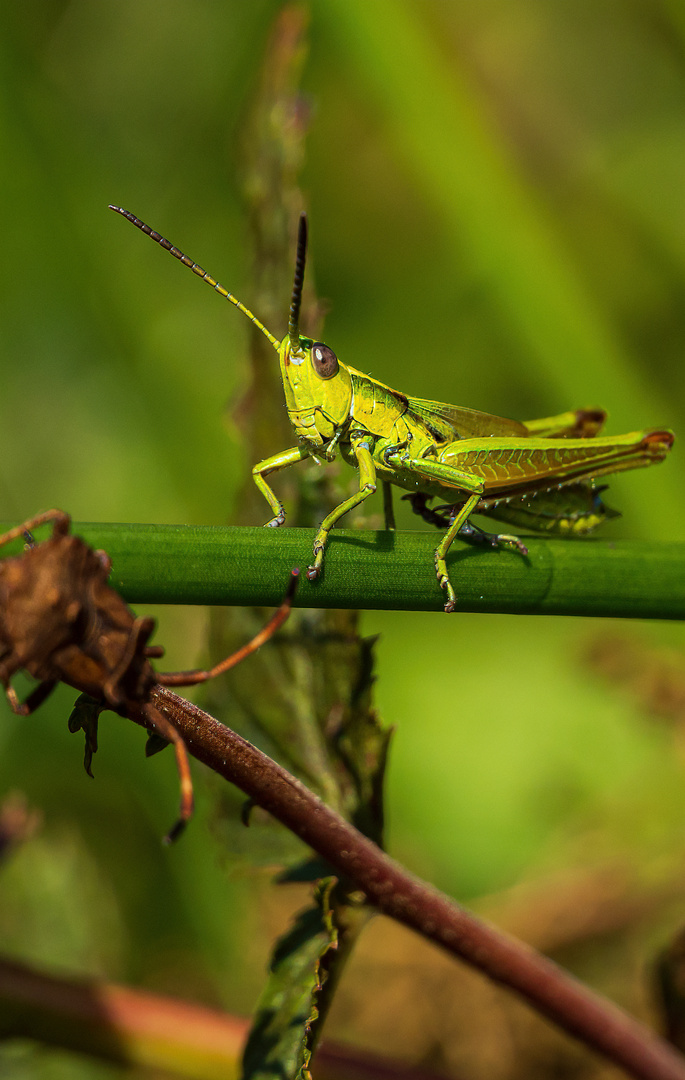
xmin=288 ymin=212 xmax=308 ymax=356
xmin=109 ymin=206 xmax=281 ymax=353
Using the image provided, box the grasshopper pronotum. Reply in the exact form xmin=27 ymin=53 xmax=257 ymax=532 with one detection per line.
xmin=111 ymin=207 xmax=674 ymax=611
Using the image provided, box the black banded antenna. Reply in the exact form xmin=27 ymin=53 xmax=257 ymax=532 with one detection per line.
xmin=109 ymin=206 xmax=281 ymax=353
xmin=287 ymin=212 xmax=308 ymax=355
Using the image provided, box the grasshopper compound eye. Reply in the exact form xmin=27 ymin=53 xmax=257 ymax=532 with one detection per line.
xmin=312 ymin=342 xmax=339 ymax=380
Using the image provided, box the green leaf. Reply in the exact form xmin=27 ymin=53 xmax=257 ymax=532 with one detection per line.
xmin=242 ymin=878 xmax=339 ymax=1080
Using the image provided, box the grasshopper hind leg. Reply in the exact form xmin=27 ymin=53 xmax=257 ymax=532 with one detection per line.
xmin=404 ymin=493 xmax=528 ymax=556
xmin=453 ymin=517 xmax=528 ymax=556
xmin=402 ymin=492 xmax=451 ymax=528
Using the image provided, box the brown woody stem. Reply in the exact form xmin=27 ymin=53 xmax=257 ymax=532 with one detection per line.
xmin=142 ymin=686 xmax=685 ymax=1080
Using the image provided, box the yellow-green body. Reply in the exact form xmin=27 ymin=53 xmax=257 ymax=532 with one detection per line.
xmin=252 ymin=332 xmax=673 ymax=609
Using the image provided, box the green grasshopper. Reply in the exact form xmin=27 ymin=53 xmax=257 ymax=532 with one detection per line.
xmin=110 ymin=207 xmax=674 ymax=611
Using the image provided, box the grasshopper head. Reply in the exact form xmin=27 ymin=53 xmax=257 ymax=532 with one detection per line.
xmin=279 ymin=336 xmax=352 ymax=447
xmin=109 ymin=206 xmax=353 ymax=448
xmin=278 ymin=212 xmax=352 ymax=448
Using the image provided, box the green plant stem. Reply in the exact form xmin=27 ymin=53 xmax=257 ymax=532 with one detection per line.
xmin=1 ymin=522 xmax=682 ymax=618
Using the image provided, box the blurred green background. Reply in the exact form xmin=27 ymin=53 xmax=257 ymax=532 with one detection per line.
xmin=1 ymin=2 xmax=685 ymax=1075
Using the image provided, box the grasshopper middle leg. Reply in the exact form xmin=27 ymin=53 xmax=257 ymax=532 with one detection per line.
xmin=307 ymin=436 xmax=377 ymax=581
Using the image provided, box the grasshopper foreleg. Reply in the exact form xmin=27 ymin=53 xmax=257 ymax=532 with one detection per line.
xmin=252 ymin=445 xmax=310 ymax=527
xmin=307 ymin=435 xmax=377 ymax=581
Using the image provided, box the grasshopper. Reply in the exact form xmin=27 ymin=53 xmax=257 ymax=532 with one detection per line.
xmin=111 ymin=207 xmax=675 ymax=611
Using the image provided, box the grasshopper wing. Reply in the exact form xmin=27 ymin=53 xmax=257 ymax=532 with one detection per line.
xmin=406 ymin=396 xmax=528 ymax=442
